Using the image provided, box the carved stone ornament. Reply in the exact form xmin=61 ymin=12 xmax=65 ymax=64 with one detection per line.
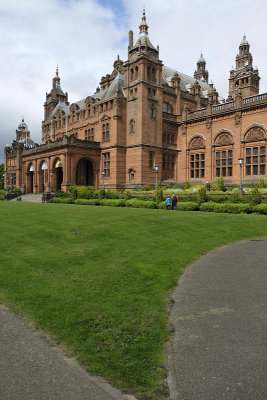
xmin=181 ymin=124 xmax=187 ymax=136
xmin=235 ymin=112 xmax=241 ymax=126
xmin=189 ymin=136 xmax=205 ymax=149
xmin=245 ymin=127 xmax=266 ymax=142
xmin=129 ymin=119 xmax=135 ymax=135
xmin=215 ymin=132 xmax=233 ymax=146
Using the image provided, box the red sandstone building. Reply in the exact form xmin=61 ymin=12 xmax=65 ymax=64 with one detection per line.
xmin=4 ymin=12 xmax=267 ymax=193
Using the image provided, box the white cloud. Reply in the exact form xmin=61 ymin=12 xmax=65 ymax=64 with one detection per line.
xmin=1 ymin=0 xmax=267 ymax=162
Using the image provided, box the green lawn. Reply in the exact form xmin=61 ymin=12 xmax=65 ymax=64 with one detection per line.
xmin=0 ymin=203 xmax=266 ymax=399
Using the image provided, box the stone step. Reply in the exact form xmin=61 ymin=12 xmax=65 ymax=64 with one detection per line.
xmin=10 ymin=194 xmax=43 ymax=203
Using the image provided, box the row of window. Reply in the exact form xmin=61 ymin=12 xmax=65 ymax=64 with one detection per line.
xmin=163 ymin=133 xmax=176 ymax=145
xmin=85 ymin=128 xmax=94 ymax=142
xmin=190 ymin=146 xmax=266 ymax=178
xmin=129 ymin=66 xmax=156 ymax=81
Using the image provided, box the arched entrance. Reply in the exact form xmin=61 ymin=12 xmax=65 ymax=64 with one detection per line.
xmin=55 ymin=159 xmax=63 ymax=191
xmin=39 ymin=161 xmax=48 ymax=193
xmin=27 ymin=164 xmax=34 ymax=193
xmin=76 ymin=158 xmax=94 ymax=186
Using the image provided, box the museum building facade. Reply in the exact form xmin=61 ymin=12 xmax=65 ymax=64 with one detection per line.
xmin=4 ymin=11 xmax=267 ymax=192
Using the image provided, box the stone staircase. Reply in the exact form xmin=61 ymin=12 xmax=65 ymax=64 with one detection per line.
xmin=10 ymin=193 xmax=43 ymax=203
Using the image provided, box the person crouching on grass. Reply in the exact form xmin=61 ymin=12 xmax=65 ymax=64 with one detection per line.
xmin=171 ymin=193 xmax=178 ymax=210
xmin=166 ymin=197 xmax=172 ymax=210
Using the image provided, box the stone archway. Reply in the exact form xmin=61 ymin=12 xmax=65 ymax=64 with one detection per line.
xmin=27 ymin=164 xmax=34 ymax=193
xmin=54 ymin=159 xmax=63 ymax=191
xmin=76 ymin=158 xmax=94 ymax=186
xmin=39 ymin=161 xmax=48 ymax=193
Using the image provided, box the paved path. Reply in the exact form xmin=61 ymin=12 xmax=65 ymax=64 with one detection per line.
xmin=10 ymin=194 xmax=43 ymax=202
xmin=0 ymin=305 xmax=135 ymax=400
xmin=168 ymin=238 xmax=267 ymax=400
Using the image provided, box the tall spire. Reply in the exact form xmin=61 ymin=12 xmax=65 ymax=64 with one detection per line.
xmin=139 ymin=8 xmax=149 ymax=35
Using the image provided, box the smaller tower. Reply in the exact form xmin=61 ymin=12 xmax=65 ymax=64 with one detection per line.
xmin=16 ymin=117 xmax=30 ymax=142
xmin=228 ymin=35 xmax=260 ymax=99
xmin=194 ymin=53 xmax=209 ymax=83
xmin=43 ymin=67 xmax=69 ymax=121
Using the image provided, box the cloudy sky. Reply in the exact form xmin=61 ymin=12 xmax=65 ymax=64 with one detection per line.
xmin=1 ymin=0 xmax=267 ymax=163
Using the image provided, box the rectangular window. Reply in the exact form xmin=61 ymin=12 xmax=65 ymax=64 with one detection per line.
xmin=215 ymin=149 xmax=233 ymax=177
xmin=149 ymin=152 xmax=154 ymax=169
xmin=190 ymin=153 xmax=205 ymax=179
xmin=103 ymin=153 xmax=110 ymax=177
xmin=102 ymin=124 xmax=106 ymax=142
xmin=246 ymin=146 xmax=266 ymax=175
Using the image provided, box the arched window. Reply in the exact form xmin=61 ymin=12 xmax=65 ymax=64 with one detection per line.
xmin=188 ymin=137 xmax=205 ymax=179
xmin=244 ymin=127 xmax=266 ymax=176
xmin=214 ymin=132 xmax=234 ymax=177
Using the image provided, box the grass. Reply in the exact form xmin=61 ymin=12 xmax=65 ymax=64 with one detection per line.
xmin=0 ymin=202 xmax=266 ymax=399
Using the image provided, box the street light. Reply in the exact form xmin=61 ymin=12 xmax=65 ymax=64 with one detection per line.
xmin=154 ymin=165 xmax=159 ymax=190
xmin=102 ymin=170 xmax=105 ymax=189
xmin=50 ymin=171 xmax=53 ymax=192
xmin=10 ymin=175 xmax=13 ymax=191
xmin=238 ymin=157 xmax=244 ymax=194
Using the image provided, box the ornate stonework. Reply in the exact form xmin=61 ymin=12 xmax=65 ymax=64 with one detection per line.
xmin=215 ymin=132 xmax=233 ymax=146
xmin=189 ymin=136 xmax=205 ymax=149
xmin=235 ymin=112 xmax=241 ymax=126
xmin=245 ymin=126 xmax=266 ymax=141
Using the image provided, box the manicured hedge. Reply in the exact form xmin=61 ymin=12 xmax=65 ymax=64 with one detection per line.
xmin=253 ymin=204 xmax=267 ymax=215
xmin=99 ymin=199 xmax=125 ymax=207
xmin=52 ymin=197 xmax=74 ymax=204
xmin=177 ymin=201 xmax=199 ymax=211
xmin=74 ymin=199 xmax=100 ymax=206
xmin=125 ymin=199 xmax=157 ymax=209
xmin=200 ymin=202 xmax=252 ymax=214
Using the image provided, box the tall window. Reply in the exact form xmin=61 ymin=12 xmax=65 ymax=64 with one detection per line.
xmin=102 ymin=124 xmax=110 ymax=142
xmin=89 ymin=128 xmax=94 ymax=142
xmin=246 ymin=146 xmax=266 ymax=175
xmin=216 ymin=150 xmax=233 ymax=177
xmin=103 ymin=153 xmax=110 ymax=177
xmin=190 ymin=153 xmax=205 ymax=178
xmin=149 ymin=152 xmax=154 ymax=169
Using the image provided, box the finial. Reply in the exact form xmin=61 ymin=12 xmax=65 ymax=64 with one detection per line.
xmin=56 ymin=64 xmax=59 ymax=76
xmin=22 ymin=115 xmax=24 ymax=122
xmin=143 ymin=6 xmax=145 ymax=16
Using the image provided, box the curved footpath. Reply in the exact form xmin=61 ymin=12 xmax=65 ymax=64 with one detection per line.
xmin=1 ymin=238 xmax=266 ymax=400
xmin=167 ymin=238 xmax=267 ymax=400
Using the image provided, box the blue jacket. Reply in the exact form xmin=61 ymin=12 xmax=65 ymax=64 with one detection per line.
xmin=166 ymin=197 xmax=171 ymax=206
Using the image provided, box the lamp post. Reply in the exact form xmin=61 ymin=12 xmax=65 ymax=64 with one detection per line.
xmin=154 ymin=165 xmax=159 ymax=190
xmin=10 ymin=175 xmax=13 ymax=191
xmin=50 ymin=171 xmax=53 ymax=192
xmin=238 ymin=157 xmax=244 ymax=194
xmin=102 ymin=170 xmax=105 ymax=189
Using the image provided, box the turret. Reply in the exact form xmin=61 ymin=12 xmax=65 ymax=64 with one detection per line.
xmin=228 ymin=35 xmax=260 ymax=99
xmin=194 ymin=52 xmax=209 ymax=83
xmin=43 ymin=66 xmax=69 ymax=121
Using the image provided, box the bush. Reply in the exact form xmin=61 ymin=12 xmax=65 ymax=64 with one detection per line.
xmin=227 ymin=192 xmax=247 ymax=203
xmin=198 ymin=187 xmax=208 ymax=204
xmin=124 ymin=191 xmax=131 ymax=200
xmin=249 ymin=187 xmax=262 ymax=206
xmin=69 ymin=185 xmax=97 ymax=199
xmin=142 ymin=184 xmax=154 ymax=191
xmin=183 ymin=180 xmax=190 ymax=190
xmin=214 ymin=203 xmax=252 ymax=214
xmin=258 ymin=178 xmax=265 ymax=188
xmin=99 ymin=199 xmax=125 ymax=207
xmin=253 ymin=204 xmax=267 ymax=214
xmin=133 ymin=195 xmax=154 ymax=201
xmin=217 ymin=177 xmax=226 ymax=192
xmin=54 ymin=192 xmax=73 ymax=199
xmin=105 ymin=190 xmax=123 ymax=199
xmin=98 ymin=188 xmax=106 ymax=199
xmin=207 ymin=195 xmax=229 ymax=203
xmin=158 ymin=201 xmax=167 ymax=209
xmin=125 ymin=200 xmax=157 ymax=209
xmin=178 ymin=194 xmax=198 ymax=203
xmin=177 ymin=201 xmax=199 ymax=211
xmin=52 ymin=197 xmax=74 ymax=204
xmin=74 ymin=199 xmax=100 ymax=206
xmin=155 ymin=188 xmax=164 ymax=204
xmin=199 ymin=202 xmax=217 ymax=212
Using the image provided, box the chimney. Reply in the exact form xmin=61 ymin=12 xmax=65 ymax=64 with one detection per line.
xmin=128 ymin=30 xmax=133 ymax=49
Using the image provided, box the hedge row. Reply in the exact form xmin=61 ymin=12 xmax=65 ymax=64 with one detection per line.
xmin=51 ymin=197 xmax=267 ymax=215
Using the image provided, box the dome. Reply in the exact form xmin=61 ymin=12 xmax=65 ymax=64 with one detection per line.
xmin=198 ymin=52 xmax=206 ymax=63
xmin=18 ymin=118 xmax=29 ymax=132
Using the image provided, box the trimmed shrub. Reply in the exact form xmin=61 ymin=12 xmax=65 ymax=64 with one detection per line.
xmin=227 ymin=192 xmax=248 ymax=204
xmin=253 ymin=204 xmax=267 ymax=214
xmin=249 ymin=187 xmax=262 ymax=206
xmin=124 ymin=191 xmax=131 ymax=200
xmin=158 ymin=201 xmax=167 ymax=209
xmin=98 ymin=188 xmax=106 ymax=199
xmin=155 ymin=188 xmax=164 ymax=204
xmin=258 ymin=178 xmax=265 ymax=188
xmin=177 ymin=201 xmax=199 ymax=211
xmin=178 ymin=194 xmax=198 ymax=203
xmin=199 ymin=202 xmax=217 ymax=212
xmin=99 ymin=199 xmax=125 ymax=207
xmin=52 ymin=197 xmax=74 ymax=204
xmin=105 ymin=190 xmax=123 ymax=199
xmin=214 ymin=203 xmax=252 ymax=214
xmin=183 ymin=180 xmax=190 ymax=190
xmin=207 ymin=195 xmax=228 ymax=203
xmin=125 ymin=200 xmax=157 ymax=209
xmin=198 ymin=187 xmax=208 ymax=204
xmin=74 ymin=199 xmax=100 ymax=205
xmin=133 ymin=195 xmax=154 ymax=201
xmin=142 ymin=184 xmax=154 ymax=191
xmin=69 ymin=185 xmax=97 ymax=199
xmin=217 ymin=177 xmax=226 ymax=192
